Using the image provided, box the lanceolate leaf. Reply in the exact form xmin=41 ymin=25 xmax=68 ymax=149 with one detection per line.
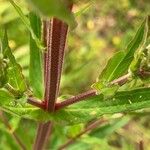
xmin=93 ymin=16 xmax=150 ymax=92
xmin=29 ymin=12 xmax=44 ymax=99
xmin=1 ymin=88 xmax=150 ymax=125
xmin=25 ymin=0 xmax=77 ymax=28
xmin=8 ymin=0 xmax=43 ymax=49
xmin=2 ymin=30 xmax=27 ymax=93
xmin=89 ymin=117 xmax=130 ymax=138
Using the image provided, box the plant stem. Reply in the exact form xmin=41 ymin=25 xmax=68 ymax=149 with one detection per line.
xmin=33 ymin=122 xmax=52 ymax=150
xmin=58 ymin=118 xmax=108 ymax=150
xmin=45 ymin=18 xmax=68 ymax=111
xmin=55 ymin=90 xmax=96 ymax=110
xmin=28 ymin=73 xmax=131 ymax=110
xmin=33 ymin=2 xmax=71 ymax=147
xmin=55 ymin=73 xmax=131 ymax=110
xmin=27 ymin=97 xmax=46 ymax=109
xmin=0 ymin=111 xmax=27 ymax=150
xmin=27 ymin=70 xmax=150 ymax=110
xmin=138 ymin=140 xmax=144 ymax=150
xmin=110 ymin=73 xmax=131 ymax=85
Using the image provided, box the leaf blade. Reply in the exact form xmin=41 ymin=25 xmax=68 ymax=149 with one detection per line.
xmin=2 ymin=30 xmax=27 ymax=93
xmin=29 ymin=12 xmax=44 ymax=99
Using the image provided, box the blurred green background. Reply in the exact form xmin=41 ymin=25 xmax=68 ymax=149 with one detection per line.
xmin=0 ymin=0 xmax=150 ymax=149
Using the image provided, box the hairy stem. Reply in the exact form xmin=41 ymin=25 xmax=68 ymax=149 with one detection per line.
xmin=28 ymin=69 xmax=150 ymax=111
xmin=55 ymin=73 xmax=131 ymax=110
xmin=33 ymin=2 xmax=71 ymax=147
xmin=55 ymin=90 xmax=96 ymax=110
xmin=27 ymin=97 xmax=46 ymax=109
xmin=0 ymin=111 xmax=27 ymax=150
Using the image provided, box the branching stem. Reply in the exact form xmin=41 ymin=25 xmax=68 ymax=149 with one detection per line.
xmin=33 ymin=3 xmax=72 ymax=149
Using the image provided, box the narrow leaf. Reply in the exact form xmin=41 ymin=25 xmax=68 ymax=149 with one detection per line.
xmin=2 ymin=30 xmax=27 ymax=93
xmin=8 ymin=0 xmax=43 ymax=49
xmin=29 ymin=12 xmax=44 ymax=99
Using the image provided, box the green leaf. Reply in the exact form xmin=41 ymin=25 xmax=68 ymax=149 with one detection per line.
xmin=54 ymin=87 xmax=150 ymax=124
xmin=8 ymin=0 xmax=43 ymax=49
xmin=2 ymin=30 xmax=27 ymax=93
xmin=75 ymin=1 xmax=93 ymax=17
xmin=0 ymin=89 xmax=15 ymax=105
xmin=93 ymin=16 xmax=150 ymax=92
xmin=25 ymin=0 xmax=77 ymax=28
xmin=90 ymin=117 xmax=130 ymax=138
xmin=1 ymin=88 xmax=150 ymax=125
xmin=29 ymin=12 xmax=44 ymax=99
xmin=9 ymin=116 xmax=21 ymax=132
xmin=129 ymin=16 xmax=150 ymax=73
xmin=0 ymin=57 xmax=8 ymax=88
xmin=65 ymin=124 xmax=84 ymax=138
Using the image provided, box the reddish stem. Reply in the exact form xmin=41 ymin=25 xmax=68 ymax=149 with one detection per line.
xmin=45 ymin=18 xmax=67 ymax=111
xmin=27 ymin=97 xmax=46 ymax=109
xmin=33 ymin=3 xmax=72 ymax=148
xmin=33 ymin=122 xmax=52 ymax=150
xmin=55 ymin=90 xmax=96 ymax=110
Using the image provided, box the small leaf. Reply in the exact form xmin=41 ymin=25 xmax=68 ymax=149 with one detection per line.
xmin=8 ymin=0 xmax=43 ymax=49
xmin=29 ymin=12 xmax=44 ymax=99
xmin=2 ymin=30 xmax=27 ymax=94
xmin=26 ymin=0 xmax=77 ymax=28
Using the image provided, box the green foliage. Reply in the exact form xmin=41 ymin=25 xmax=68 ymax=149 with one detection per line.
xmin=1 ymin=88 xmax=150 ymax=126
xmin=93 ymin=16 xmax=150 ymax=97
xmin=0 ymin=89 xmax=14 ymax=105
xmin=90 ymin=117 xmax=130 ymax=138
xmin=0 ymin=56 xmax=8 ymax=87
xmin=1 ymin=30 xmax=27 ymax=94
xmin=25 ymin=0 xmax=77 ymax=28
xmin=0 ymin=0 xmax=150 ymax=149
xmin=29 ymin=12 xmax=44 ymax=99
xmin=8 ymin=0 xmax=43 ymax=49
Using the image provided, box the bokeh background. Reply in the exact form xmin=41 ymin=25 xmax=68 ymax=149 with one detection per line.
xmin=0 ymin=0 xmax=150 ymax=149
